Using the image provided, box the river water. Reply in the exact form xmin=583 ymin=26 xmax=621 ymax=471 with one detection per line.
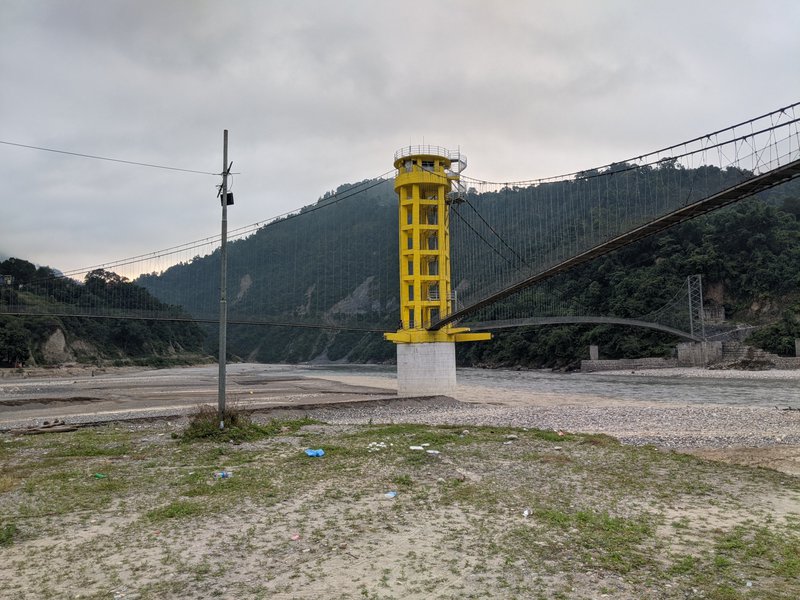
xmin=281 ymin=364 xmax=800 ymax=409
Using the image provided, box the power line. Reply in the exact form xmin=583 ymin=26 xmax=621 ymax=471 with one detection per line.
xmin=37 ymin=170 xmax=397 ymax=281
xmin=0 ymin=140 xmax=219 ymax=176
xmin=462 ymin=101 xmax=800 ymax=187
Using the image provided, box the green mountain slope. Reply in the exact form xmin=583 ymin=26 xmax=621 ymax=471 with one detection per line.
xmin=0 ymin=259 xmax=206 ymax=367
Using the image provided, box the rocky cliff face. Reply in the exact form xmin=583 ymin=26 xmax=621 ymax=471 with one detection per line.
xmin=40 ymin=329 xmax=74 ymax=363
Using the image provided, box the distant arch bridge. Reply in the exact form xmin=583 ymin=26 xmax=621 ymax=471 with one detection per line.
xmin=466 ymin=316 xmax=702 ymax=342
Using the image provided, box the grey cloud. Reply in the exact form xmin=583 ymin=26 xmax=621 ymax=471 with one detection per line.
xmin=1 ymin=0 xmax=799 ymax=270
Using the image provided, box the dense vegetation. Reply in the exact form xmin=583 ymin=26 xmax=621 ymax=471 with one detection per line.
xmin=460 ymin=197 xmax=800 ymax=368
xmin=0 ymin=258 xmax=206 ymax=367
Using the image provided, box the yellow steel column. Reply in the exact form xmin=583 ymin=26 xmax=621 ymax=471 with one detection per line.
xmin=385 ymin=146 xmax=490 ymax=345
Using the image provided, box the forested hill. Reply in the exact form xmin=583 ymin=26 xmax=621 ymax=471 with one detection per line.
xmin=135 ymin=168 xmax=800 ymax=367
xmin=0 ymin=259 xmax=206 ymax=367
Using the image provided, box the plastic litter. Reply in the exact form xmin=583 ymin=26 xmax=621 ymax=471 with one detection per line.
xmin=214 ymin=471 xmax=232 ymax=479
xmin=305 ymin=448 xmax=325 ymax=457
xmin=523 ymin=509 xmax=531 ymax=518
xmin=290 ymin=533 xmax=301 ymax=541
xmin=409 ymin=445 xmax=424 ymax=451
xmin=426 ymin=450 xmax=440 ymax=455
xmin=384 ymin=491 xmax=398 ymax=499
xmin=93 ymin=473 xmax=107 ymax=479
xmin=367 ymin=441 xmax=388 ymax=453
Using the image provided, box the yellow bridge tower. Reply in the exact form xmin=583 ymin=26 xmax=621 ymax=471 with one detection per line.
xmin=385 ymin=146 xmax=490 ymax=395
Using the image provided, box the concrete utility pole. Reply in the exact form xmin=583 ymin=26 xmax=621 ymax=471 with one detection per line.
xmin=218 ymin=130 xmax=230 ymax=428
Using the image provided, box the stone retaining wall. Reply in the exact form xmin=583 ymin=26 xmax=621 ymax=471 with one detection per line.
xmin=580 ymin=357 xmax=678 ymax=372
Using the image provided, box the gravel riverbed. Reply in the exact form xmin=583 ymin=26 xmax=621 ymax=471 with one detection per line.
xmin=305 ymin=396 xmax=800 ymax=449
xmin=3 ymin=364 xmax=798 ymax=454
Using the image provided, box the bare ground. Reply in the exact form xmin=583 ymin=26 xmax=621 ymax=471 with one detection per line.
xmin=1 ymin=365 xmax=799 ymax=598
xmin=1 ymin=415 xmax=798 ymax=600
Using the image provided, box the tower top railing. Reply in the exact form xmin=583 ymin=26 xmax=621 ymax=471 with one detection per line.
xmin=394 ymin=145 xmax=465 ymax=163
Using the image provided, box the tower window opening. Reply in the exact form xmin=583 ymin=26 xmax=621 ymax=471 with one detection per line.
xmin=421 ymin=160 xmax=434 ymax=170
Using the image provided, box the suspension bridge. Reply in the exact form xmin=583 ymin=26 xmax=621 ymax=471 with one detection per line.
xmin=2 ymin=103 xmax=799 ymax=371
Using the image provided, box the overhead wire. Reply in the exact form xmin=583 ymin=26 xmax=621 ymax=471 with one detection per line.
xmin=0 ymin=139 xmax=220 ymax=176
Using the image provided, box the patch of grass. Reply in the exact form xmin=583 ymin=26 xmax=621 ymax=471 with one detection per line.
xmin=146 ymin=500 xmax=206 ymax=522
xmin=0 ymin=473 xmax=19 ymax=493
xmin=578 ymin=433 xmax=619 ymax=446
xmin=671 ymin=516 xmax=691 ymax=529
xmin=508 ymin=507 xmax=656 ymax=574
xmin=181 ymin=405 xmax=316 ymax=443
xmin=439 ymin=480 xmax=500 ymax=508
xmin=393 ymin=474 xmax=414 ymax=488
xmin=0 ymin=439 xmax=26 ymax=461
xmin=715 ymin=525 xmax=800 ymax=579
xmin=17 ymin=466 xmax=128 ymax=518
xmin=49 ymin=429 xmax=132 ymax=458
xmin=668 ymin=554 xmax=699 ymax=574
xmin=528 ymin=452 xmax=572 ymax=465
xmin=526 ymin=429 xmax=576 ymax=443
xmin=344 ymin=423 xmax=467 ymax=446
xmin=0 ymin=522 xmax=17 ymax=547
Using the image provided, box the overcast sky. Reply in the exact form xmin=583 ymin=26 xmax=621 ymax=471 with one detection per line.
xmin=2 ymin=0 xmax=799 ymax=273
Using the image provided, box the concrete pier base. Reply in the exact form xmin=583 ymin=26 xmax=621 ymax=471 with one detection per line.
xmin=396 ymin=342 xmax=456 ymax=396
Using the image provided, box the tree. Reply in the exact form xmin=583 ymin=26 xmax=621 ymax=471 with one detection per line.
xmin=0 ymin=258 xmax=37 ymax=284
xmin=0 ymin=319 xmax=29 ymax=366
